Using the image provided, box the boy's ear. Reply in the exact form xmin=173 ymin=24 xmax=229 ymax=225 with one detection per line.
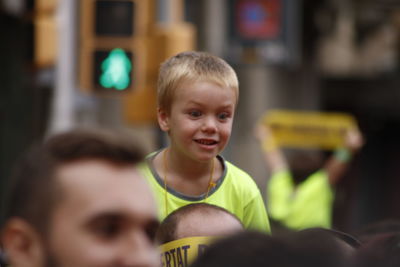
xmin=157 ymin=108 xmax=170 ymax=132
xmin=1 ymin=218 xmax=45 ymax=267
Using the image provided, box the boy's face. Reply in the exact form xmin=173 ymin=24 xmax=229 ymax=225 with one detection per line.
xmin=159 ymin=81 xmax=236 ymax=162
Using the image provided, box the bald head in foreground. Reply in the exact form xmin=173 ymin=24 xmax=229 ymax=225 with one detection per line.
xmin=156 ymin=203 xmax=244 ymax=244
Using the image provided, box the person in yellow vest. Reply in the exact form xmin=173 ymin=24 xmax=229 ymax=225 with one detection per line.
xmin=255 ymin=124 xmax=363 ymax=231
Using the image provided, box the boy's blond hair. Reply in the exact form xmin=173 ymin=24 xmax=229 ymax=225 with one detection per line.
xmin=157 ymin=51 xmax=239 ymax=112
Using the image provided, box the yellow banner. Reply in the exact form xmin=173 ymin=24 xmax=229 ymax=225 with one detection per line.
xmin=159 ymin=236 xmax=216 ymax=267
xmin=261 ymin=110 xmax=358 ymax=149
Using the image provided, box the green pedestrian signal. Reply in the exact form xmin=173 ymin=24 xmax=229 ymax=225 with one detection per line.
xmin=93 ymin=49 xmax=133 ymax=92
xmin=99 ymin=48 xmax=132 ymax=90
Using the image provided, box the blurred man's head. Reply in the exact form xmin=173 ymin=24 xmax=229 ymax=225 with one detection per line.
xmin=156 ymin=203 xmax=243 ymax=244
xmin=191 ymin=229 xmax=353 ymax=267
xmin=1 ymin=129 xmax=160 ymax=267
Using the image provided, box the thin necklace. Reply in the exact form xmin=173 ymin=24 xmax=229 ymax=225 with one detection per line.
xmin=162 ymin=149 xmax=216 ymax=216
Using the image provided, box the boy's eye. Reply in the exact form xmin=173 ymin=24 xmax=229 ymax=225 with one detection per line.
xmin=189 ymin=110 xmax=202 ymax=117
xmin=217 ymin=112 xmax=230 ymax=121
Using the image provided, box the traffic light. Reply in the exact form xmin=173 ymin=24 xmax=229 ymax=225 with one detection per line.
xmin=79 ymin=0 xmax=150 ymax=93
xmin=95 ymin=48 xmax=132 ymax=90
xmin=34 ymin=0 xmax=59 ymax=67
xmin=78 ymin=0 xmax=196 ymax=123
xmin=122 ymin=22 xmax=196 ymax=124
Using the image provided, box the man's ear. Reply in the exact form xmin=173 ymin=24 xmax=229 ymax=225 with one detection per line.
xmin=157 ymin=108 xmax=170 ymax=132
xmin=1 ymin=218 xmax=45 ymax=267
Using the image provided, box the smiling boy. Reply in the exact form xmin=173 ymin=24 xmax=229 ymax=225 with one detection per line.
xmin=139 ymin=51 xmax=270 ymax=232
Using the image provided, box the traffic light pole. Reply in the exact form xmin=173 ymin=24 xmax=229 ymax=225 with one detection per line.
xmin=157 ymin=0 xmax=183 ymax=23
xmin=47 ymin=0 xmax=77 ymax=135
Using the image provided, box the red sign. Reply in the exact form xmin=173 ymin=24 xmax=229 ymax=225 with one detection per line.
xmin=235 ymin=0 xmax=282 ymax=40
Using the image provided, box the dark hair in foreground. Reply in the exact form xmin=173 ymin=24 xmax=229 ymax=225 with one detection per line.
xmin=352 ymin=232 xmax=400 ymax=267
xmin=156 ymin=203 xmax=243 ymax=244
xmin=299 ymin=227 xmax=361 ymax=250
xmin=190 ymin=229 xmax=353 ymax=267
xmin=353 ymin=219 xmax=400 ymax=244
xmin=1 ymin=129 xmax=144 ymax=235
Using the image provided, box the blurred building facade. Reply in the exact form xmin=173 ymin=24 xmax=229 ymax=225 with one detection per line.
xmin=1 ymin=0 xmax=400 ymax=232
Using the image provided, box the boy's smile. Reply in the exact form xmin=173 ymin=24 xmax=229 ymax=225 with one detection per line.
xmin=195 ymin=138 xmax=218 ymax=146
xmin=194 ymin=138 xmax=219 ymax=153
xmin=159 ymin=80 xmax=236 ymax=163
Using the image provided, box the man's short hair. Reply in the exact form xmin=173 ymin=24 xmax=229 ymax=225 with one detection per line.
xmin=156 ymin=203 xmax=243 ymax=244
xmin=157 ymin=51 xmax=239 ymax=112
xmin=1 ymin=129 xmax=144 ymax=235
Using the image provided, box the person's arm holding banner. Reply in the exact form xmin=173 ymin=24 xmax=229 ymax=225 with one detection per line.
xmin=255 ymin=123 xmax=296 ymax=228
xmin=324 ymin=128 xmax=364 ymax=185
xmin=255 ymin=124 xmax=288 ymax=173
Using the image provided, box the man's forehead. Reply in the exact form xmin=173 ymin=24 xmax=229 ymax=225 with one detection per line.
xmin=56 ymin=159 xmax=144 ymax=190
xmin=54 ymin=159 xmax=157 ymax=219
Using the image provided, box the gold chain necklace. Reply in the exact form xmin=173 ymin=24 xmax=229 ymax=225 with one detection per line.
xmin=162 ymin=149 xmax=216 ymax=216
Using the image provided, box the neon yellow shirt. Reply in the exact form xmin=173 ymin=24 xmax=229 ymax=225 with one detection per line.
xmin=267 ymin=169 xmax=334 ymax=230
xmin=139 ymin=152 xmax=270 ymax=233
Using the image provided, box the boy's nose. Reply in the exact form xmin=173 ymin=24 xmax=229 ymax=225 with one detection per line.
xmin=201 ymin=117 xmax=217 ymax=133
